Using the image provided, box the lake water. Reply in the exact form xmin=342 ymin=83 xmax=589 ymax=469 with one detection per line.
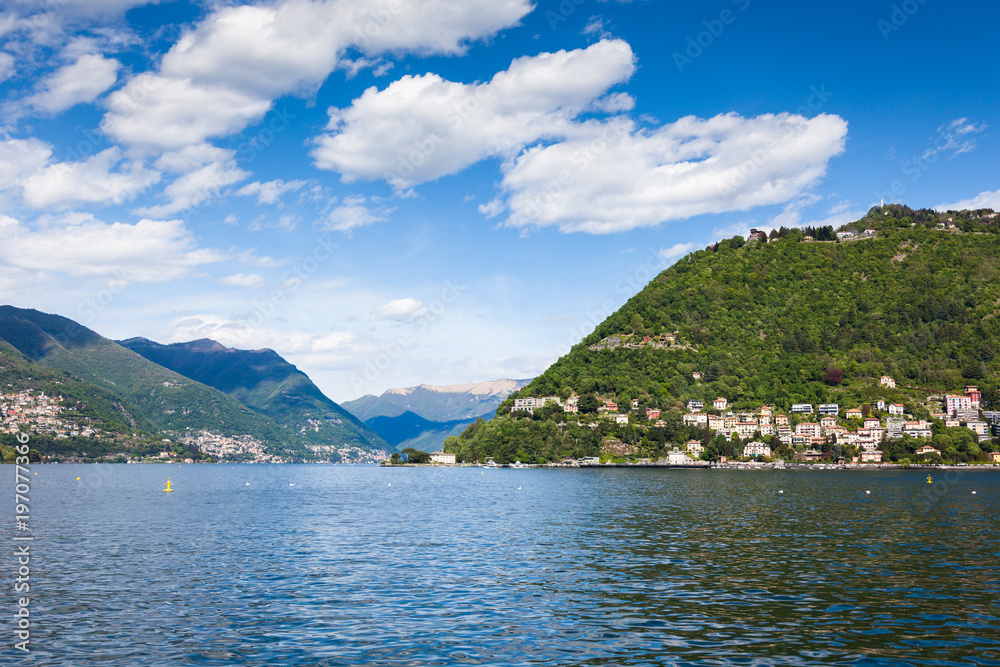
xmin=2 ymin=464 xmax=998 ymax=666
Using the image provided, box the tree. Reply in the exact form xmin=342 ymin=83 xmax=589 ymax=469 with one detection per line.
xmin=578 ymin=393 xmax=600 ymax=414
xmin=825 ymin=366 xmax=843 ymax=386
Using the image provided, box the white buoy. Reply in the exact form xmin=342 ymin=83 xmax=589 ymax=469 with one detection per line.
xmin=518 ymin=486 xmax=522 ymax=490
xmin=289 ymin=483 xmax=294 ymax=486
xmin=972 ymin=491 xmax=977 ymax=495
xmin=866 ymin=490 xmax=871 ymax=494
xmin=778 ymin=490 xmax=784 ymax=494
xmin=245 ymin=482 xmax=250 ymax=486
xmin=387 ymin=483 xmax=391 ymax=486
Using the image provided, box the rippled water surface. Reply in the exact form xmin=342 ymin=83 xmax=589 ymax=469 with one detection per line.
xmin=2 ymin=465 xmax=998 ymax=665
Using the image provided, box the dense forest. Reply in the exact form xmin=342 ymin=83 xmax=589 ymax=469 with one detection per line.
xmin=446 ymin=205 xmax=1000 ymax=464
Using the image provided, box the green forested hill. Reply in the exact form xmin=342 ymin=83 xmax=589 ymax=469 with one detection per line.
xmin=119 ymin=337 xmax=388 ymax=453
xmin=447 ymin=205 xmax=1000 ymax=463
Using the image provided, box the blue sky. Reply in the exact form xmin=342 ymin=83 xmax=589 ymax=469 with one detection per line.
xmin=0 ymin=0 xmax=997 ymax=402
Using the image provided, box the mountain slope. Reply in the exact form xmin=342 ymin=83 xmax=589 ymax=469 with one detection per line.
xmin=119 ymin=337 xmax=388 ymax=453
xmin=343 ymin=379 xmax=529 ymax=451
xmin=0 ymin=306 xmax=296 ymax=451
xmin=345 ymin=379 xmax=530 ymax=421
xmin=447 ymin=205 xmax=1000 ymax=463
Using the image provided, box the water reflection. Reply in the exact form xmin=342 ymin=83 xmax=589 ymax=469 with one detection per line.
xmin=0 ymin=465 xmax=996 ymax=665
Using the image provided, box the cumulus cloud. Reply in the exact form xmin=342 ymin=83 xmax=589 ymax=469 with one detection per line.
xmin=0 ymin=139 xmax=159 ymax=209
xmin=237 ymin=179 xmax=308 ymax=205
xmin=483 ymin=112 xmax=848 ymax=234
xmin=220 ymin=273 xmax=265 ymax=288
xmin=937 ymin=188 xmax=1000 ymax=211
xmin=101 ymin=0 xmax=534 ymax=152
xmin=25 ymin=52 xmax=120 ymax=113
xmin=322 ymin=196 xmax=388 ymax=232
xmin=169 ymin=313 xmax=358 ymax=357
xmin=659 ymin=242 xmax=696 ymax=262
xmin=368 ymin=297 xmax=428 ymax=323
xmin=312 ymin=39 xmax=636 ymax=188
xmin=0 ymin=215 xmax=223 ymax=281
xmin=20 ymin=147 xmax=159 ymax=209
xmin=0 ymin=52 xmax=14 ymax=83
xmin=135 ymin=153 xmax=248 ymax=217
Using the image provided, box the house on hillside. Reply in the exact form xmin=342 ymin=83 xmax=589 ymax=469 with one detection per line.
xmin=915 ymin=444 xmax=940 ymax=457
xmin=713 ymin=397 xmax=728 ymax=410
xmin=859 ymin=449 xmax=883 ymax=463
xmin=889 ymin=403 xmax=905 ymax=416
xmin=989 ymin=451 xmax=1000 ymax=463
xmin=667 ymin=447 xmax=689 ymax=465
xmin=965 ymin=385 xmax=982 ymax=408
xmin=743 ymin=441 xmax=771 ymax=458
xmin=880 ymin=375 xmax=896 ymax=388
xmin=845 ymin=408 xmax=863 ymax=420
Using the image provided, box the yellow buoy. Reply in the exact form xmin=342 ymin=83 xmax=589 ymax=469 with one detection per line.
xmin=76 ymin=477 xmax=81 ymax=481
xmin=926 ymin=474 xmax=933 ymax=484
xmin=164 ymin=478 xmax=173 ymax=493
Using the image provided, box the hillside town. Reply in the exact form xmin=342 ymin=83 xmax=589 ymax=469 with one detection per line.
xmin=512 ymin=380 xmax=1000 ymax=465
xmin=0 ymin=390 xmax=98 ymax=439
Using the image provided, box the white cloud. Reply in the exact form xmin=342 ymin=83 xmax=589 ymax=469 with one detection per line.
xmin=25 ymin=52 xmax=120 ymax=113
xmin=323 ymin=196 xmax=388 ymax=232
xmin=0 ymin=215 xmax=223 ymax=282
xmin=590 ymin=92 xmax=634 ymax=113
xmin=659 ymin=242 xmax=696 ymax=262
xmin=220 ymin=273 xmax=265 ymax=288
xmin=937 ymin=188 xmax=1000 ymax=211
xmin=20 ymin=147 xmax=159 ymax=209
xmin=101 ymin=0 xmax=534 ymax=152
xmin=311 ymin=39 xmax=636 ymax=188
xmin=102 ymin=74 xmax=273 ymax=151
xmin=237 ymin=179 xmax=308 ymax=205
xmin=168 ymin=313 xmax=358 ymax=357
xmin=0 ymin=137 xmax=52 ymax=184
xmin=0 ymin=52 xmax=14 ymax=83
xmin=932 ymin=117 xmax=987 ymax=158
xmin=489 ymin=112 xmax=848 ymax=234
xmin=0 ymin=139 xmax=158 ymax=209
xmin=368 ymin=297 xmax=428 ymax=323
xmin=135 ymin=153 xmax=248 ymax=217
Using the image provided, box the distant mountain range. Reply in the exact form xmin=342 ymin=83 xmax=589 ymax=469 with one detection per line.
xmin=0 ymin=306 xmax=388 ymax=461
xmin=119 ymin=337 xmax=386 ymax=455
xmin=343 ymin=379 xmax=530 ymax=451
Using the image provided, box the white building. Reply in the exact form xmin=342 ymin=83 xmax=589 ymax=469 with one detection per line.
xmin=742 ymin=441 xmax=771 ymax=458
xmin=667 ymin=447 xmax=689 ymax=465
xmin=879 ymin=375 xmax=896 ymax=388
xmin=430 ymin=451 xmax=456 ymax=464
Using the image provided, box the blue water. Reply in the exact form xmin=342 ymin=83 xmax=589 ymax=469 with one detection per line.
xmin=2 ymin=465 xmax=998 ymax=665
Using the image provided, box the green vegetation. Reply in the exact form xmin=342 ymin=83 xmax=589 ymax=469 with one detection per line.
xmin=0 ymin=307 xmax=387 ymax=460
xmin=120 ymin=338 xmax=388 ymax=453
xmin=447 ymin=205 xmax=1000 ymax=464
